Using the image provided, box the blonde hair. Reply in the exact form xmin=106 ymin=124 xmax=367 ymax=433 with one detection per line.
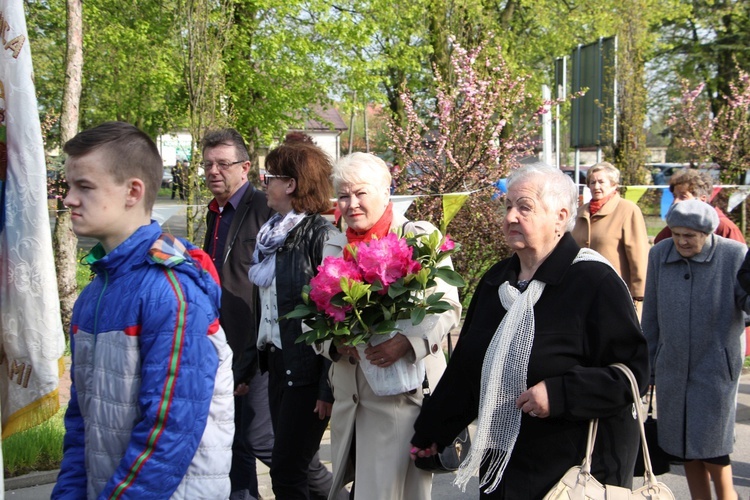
xmin=587 ymin=161 xmax=620 ymax=186
xmin=332 ymin=152 xmax=391 ymax=194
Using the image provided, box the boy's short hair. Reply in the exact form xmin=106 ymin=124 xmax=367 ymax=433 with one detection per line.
xmin=64 ymin=122 xmax=163 ymax=210
xmin=200 ymin=128 xmax=251 ymax=161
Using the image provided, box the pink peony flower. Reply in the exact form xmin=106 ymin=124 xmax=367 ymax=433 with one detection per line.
xmin=355 ymin=233 xmax=421 ymax=292
xmin=309 ymin=256 xmax=362 ymax=321
xmin=440 ymin=234 xmax=456 ymax=252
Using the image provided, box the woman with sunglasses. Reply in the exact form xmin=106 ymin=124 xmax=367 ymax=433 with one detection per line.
xmin=249 ymin=140 xmax=346 ymax=499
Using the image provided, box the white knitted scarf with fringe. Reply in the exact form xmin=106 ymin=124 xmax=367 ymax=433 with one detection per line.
xmin=454 ymin=247 xmax=613 ymax=493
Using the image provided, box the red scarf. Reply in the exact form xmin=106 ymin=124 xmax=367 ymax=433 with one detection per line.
xmin=589 ymin=191 xmax=617 ymax=216
xmin=345 ymin=203 xmax=394 ymax=256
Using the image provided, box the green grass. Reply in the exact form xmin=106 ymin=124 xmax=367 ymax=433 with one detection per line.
xmin=644 ymin=214 xmax=666 ymax=238
xmin=76 ymin=250 xmax=94 ymax=292
xmin=3 ymin=407 xmax=65 ymax=477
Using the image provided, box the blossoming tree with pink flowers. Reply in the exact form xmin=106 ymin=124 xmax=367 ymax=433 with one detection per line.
xmin=387 ymin=39 xmax=566 ymax=303
xmin=667 ymin=69 xmax=750 ymax=183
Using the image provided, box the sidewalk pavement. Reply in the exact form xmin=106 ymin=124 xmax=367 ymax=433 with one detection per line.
xmin=9 ymin=374 xmax=750 ymax=499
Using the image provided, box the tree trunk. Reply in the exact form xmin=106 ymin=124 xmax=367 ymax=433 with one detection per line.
xmin=55 ymin=0 xmax=83 ymax=334
xmin=613 ymin=0 xmax=648 ymax=186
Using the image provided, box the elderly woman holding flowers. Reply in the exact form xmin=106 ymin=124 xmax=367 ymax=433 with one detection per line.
xmin=323 ymin=152 xmax=462 ymax=500
xmin=411 ymin=162 xmax=648 ymax=498
xmin=247 ymin=140 xmax=347 ymax=499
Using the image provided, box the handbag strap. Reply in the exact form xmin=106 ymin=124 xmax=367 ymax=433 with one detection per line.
xmin=611 ymin=363 xmax=660 ymax=486
xmin=580 ymin=419 xmax=598 ymax=475
xmin=422 ymin=333 xmax=456 ymax=396
xmin=646 ymin=385 xmax=655 ymax=416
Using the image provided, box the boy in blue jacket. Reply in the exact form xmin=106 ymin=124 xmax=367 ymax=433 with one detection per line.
xmin=52 ymin=122 xmax=234 ymax=499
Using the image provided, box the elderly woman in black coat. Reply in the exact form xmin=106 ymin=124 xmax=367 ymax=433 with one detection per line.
xmin=410 ymin=162 xmax=649 ymax=499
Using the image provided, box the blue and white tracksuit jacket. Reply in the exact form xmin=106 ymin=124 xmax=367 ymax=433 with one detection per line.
xmin=52 ymin=222 xmax=234 ymax=499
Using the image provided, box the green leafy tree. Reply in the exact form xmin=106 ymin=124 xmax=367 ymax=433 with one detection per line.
xmin=177 ymin=0 xmax=234 ymax=241
xmin=80 ymin=0 xmax=183 ymax=137
xmin=653 ymin=0 xmax=750 ymax=117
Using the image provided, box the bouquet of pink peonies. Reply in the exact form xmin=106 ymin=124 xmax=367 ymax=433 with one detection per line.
xmin=288 ymin=229 xmax=464 ymax=348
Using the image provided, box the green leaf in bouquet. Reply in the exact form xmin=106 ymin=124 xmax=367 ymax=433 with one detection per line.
xmin=373 ymin=319 xmax=398 ymax=334
xmin=425 ymin=292 xmax=446 ymax=305
xmin=330 ymin=293 xmax=348 ymax=307
xmin=296 ymin=325 xmax=329 ymax=345
xmin=360 ymin=306 xmax=384 ymax=326
xmin=344 ymin=332 xmax=369 ymax=346
xmin=380 ymin=303 xmax=393 ymax=321
xmin=415 ymin=267 xmax=431 ymax=287
xmin=341 ymin=278 xmax=371 ymax=303
xmin=427 ymin=229 xmax=441 ymax=249
xmin=410 ymin=306 xmax=427 ymax=325
xmin=434 ymin=267 xmax=466 ymax=287
xmin=387 ymin=280 xmax=411 ymax=298
xmin=284 ymin=303 xmax=318 ymax=319
xmin=426 ymin=300 xmax=455 ymax=313
xmin=369 ymin=280 xmax=384 ymax=293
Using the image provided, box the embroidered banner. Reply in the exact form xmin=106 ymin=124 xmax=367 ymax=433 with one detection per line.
xmin=0 ymin=0 xmax=65 ymax=439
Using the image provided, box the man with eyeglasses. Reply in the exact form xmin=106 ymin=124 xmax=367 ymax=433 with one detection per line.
xmin=201 ymin=129 xmax=274 ymax=500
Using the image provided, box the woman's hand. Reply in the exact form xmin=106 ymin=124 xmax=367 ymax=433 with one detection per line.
xmin=365 ymin=333 xmax=413 ymax=368
xmin=410 ymin=443 xmax=438 ymax=460
xmin=314 ymin=400 xmax=332 ymax=420
xmin=234 ymin=382 xmax=250 ymax=397
xmin=516 ymin=380 xmax=550 ymax=418
xmin=335 ymin=344 xmax=360 ymax=361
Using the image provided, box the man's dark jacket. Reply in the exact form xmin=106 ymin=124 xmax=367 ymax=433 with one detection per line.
xmin=203 ymin=184 xmax=273 ymax=384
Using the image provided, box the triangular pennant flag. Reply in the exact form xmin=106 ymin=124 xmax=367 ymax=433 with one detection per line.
xmin=710 ymin=186 xmax=721 ymax=202
xmin=391 ymin=195 xmax=417 ymax=218
xmin=728 ymin=187 xmax=750 ymax=212
xmin=660 ymin=188 xmax=674 ymax=219
xmin=623 ymin=187 xmax=647 ymax=204
xmin=441 ymin=193 xmax=470 ymax=233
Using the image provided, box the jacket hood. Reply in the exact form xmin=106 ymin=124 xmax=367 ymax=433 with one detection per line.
xmin=85 ymin=221 xmax=221 ymax=312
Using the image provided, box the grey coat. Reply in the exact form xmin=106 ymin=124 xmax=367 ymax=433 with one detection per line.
xmin=642 ymin=234 xmax=750 ymax=459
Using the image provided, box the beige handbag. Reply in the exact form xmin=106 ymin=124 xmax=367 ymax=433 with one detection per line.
xmin=543 ymin=363 xmax=675 ymax=500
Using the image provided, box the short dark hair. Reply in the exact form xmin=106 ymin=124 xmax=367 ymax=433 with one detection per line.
xmin=265 ymin=142 xmax=333 ymax=214
xmin=63 ymin=121 xmax=162 ymax=210
xmin=669 ymin=169 xmax=713 ymax=199
xmin=201 ymin=128 xmax=250 ymax=161
xmin=284 ymin=131 xmax=315 ymax=144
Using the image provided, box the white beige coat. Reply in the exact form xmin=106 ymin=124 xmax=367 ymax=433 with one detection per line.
xmin=322 ymin=215 xmax=461 ymax=500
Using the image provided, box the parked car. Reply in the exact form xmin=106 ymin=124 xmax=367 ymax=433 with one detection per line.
xmin=161 ymin=167 xmax=173 ymax=189
xmin=649 ymin=163 xmax=721 ymax=186
xmin=560 ymin=166 xmax=591 ymax=200
xmin=560 ymin=165 xmax=591 ymax=186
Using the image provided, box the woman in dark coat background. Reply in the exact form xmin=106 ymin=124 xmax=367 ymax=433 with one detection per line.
xmin=410 ymin=162 xmax=649 ymax=499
